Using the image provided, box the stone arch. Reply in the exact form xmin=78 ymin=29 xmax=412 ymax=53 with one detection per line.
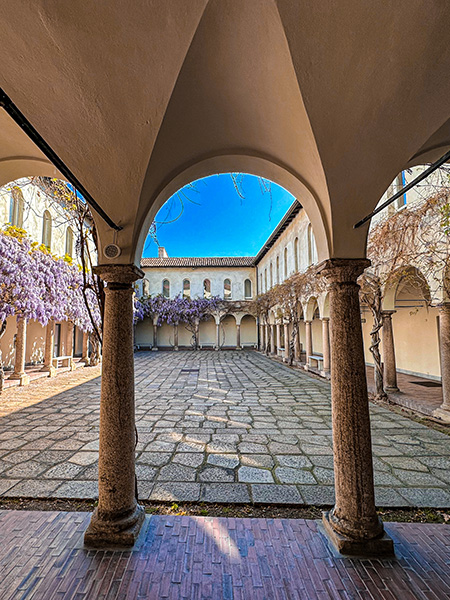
xmin=220 ymin=313 xmax=237 ymax=348
xmin=240 ymin=314 xmax=257 ymax=347
xmin=304 ymin=296 xmax=318 ymax=322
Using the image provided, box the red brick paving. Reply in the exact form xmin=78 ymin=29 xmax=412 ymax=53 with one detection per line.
xmin=366 ymin=366 xmax=443 ymax=416
xmin=0 ymin=511 xmax=448 ymax=599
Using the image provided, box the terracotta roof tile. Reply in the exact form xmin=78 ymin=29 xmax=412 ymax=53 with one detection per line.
xmin=140 ymin=256 xmax=255 ymax=268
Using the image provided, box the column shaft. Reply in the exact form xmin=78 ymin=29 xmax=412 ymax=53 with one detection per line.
xmin=381 ymin=311 xmax=398 ymax=392
xmin=305 ymin=321 xmax=312 ymax=363
xmin=216 ymin=323 xmax=221 ymax=349
xmin=439 ymin=304 xmax=450 ymax=411
xmin=84 ymin=264 xmax=144 ymax=547
xmin=152 ymin=323 xmax=158 ymax=350
xmin=41 ymin=320 xmax=56 ymax=376
xmin=270 ymin=324 xmax=276 ymax=355
xmin=236 ymin=324 xmax=241 ymax=349
xmin=10 ymin=317 xmax=29 ymax=385
xmin=318 ymin=258 xmax=392 ymax=556
xmin=322 ymin=318 xmax=331 ymax=372
xmin=284 ymin=323 xmax=289 ymax=362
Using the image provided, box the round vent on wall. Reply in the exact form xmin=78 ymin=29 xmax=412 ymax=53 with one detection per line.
xmin=103 ymin=244 xmax=122 ymax=259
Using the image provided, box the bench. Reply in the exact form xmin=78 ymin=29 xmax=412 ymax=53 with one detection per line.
xmin=308 ymin=354 xmax=324 ymax=370
xmin=52 ymin=355 xmax=75 ymax=370
xmin=199 ymin=342 xmax=215 ymax=349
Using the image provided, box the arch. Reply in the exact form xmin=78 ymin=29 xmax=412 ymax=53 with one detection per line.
xmin=382 ymin=266 xmax=432 ymax=311
xmin=240 ymin=314 xmax=257 ymax=347
xmin=42 ymin=210 xmax=52 ymax=249
xmin=133 ymin=157 xmax=330 ymax=266
xmin=65 ymin=226 xmax=74 ymax=258
xmin=224 ymin=278 xmax=232 ymax=300
xmin=162 ymin=279 xmax=170 ymax=298
xmin=244 ymin=278 xmax=252 ymax=299
xmin=182 ymin=279 xmax=190 ymax=299
xmin=304 ymin=296 xmax=319 ymax=322
xmin=284 ymin=247 xmax=288 ymax=279
xmin=294 ymin=237 xmax=299 ymax=272
xmin=220 ymin=314 xmax=237 ymax=348
xmin=203 ymin=278 xmax=211 ymax=299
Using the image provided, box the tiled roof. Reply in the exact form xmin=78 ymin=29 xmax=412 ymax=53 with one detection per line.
xmin=140 ymin=256 xmax=255 ymax=268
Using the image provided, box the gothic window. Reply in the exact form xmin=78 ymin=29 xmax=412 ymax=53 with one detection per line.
xmin=276 ymin=256 xmax=280 ymax=284
xmin=264 ymin=269 xmax=267 ymax=292
xmin=10 ymin=188 xmax=24 ymax=228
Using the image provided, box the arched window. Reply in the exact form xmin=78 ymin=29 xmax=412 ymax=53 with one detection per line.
xmin=10 ymin=188 xmax=24 ymax=228
xmin=65 ymin=227 xmax=74 ymax=258
xmin=244 ymin=279 xmax=252 ymax=299
xmin=224 ymin=278 xmax=232 ymax=300
xmin=163 ymin=279 xmax=170 ymax=298
xmin=270 ymin=263 xmax=273 ymax=288
xmin=42 ymin=210 xmax=52 ymax=249
xmin=264 ymin=269 xmax=267 ymax=292
xmin=307 ymin=223 xmax=315 ymax=266
xmin=284 ymin=247 xmax=288 ymax=279
xmin=294 ymin=237 xmax=299 ymax=272
xmin=183 ymin=279 xmax=190 ymax=299
xmin=276 ymin=256 xmax=280 ymax=284
xmin=204 ymin=279 xmax=211 ymax=299
xmin=143 ymin=279 xmax=150 ymax=296
xmin=260 ymin=273 xmax=263 ymax=292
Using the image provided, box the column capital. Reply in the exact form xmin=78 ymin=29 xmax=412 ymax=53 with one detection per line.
xmin=439 ymin=303 xmax=450 ymax=314
xmin=381 ymin=310 xmax=396 ymax=318
xmin=94 ymin=264 xmax=144 ymax=285
xmin=317 ymin=258 xmax=371 ymax=284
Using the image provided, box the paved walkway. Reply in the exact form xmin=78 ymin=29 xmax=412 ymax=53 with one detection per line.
xmin=2 ymin=358 xmax=85 ymax=390
xmin=0 ymin=510 xmax=449 ymax=599
xmin=0 ymin=351 xmax=449 ymax=507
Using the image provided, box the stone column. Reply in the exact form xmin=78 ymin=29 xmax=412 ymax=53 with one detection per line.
xmin=284 ymin=323 xmax=290 ymax=362
xmin=322 ymin=318 xmax=331 ymax=373
xmin=174 ymin=324 xmax=179 ymax=351
xmin=435 ymin=304 xmax=450 ymax=421
xmin=40 ymin=320 xmax=56 ymax=377
xmin=9 ymin=317 xmax=30 ymax=385
xmin=276 ymin=323 xmax=281 ymax=355
xmin=305 ymin=320 xmax=312 ymax=365
xmin=270 ymin=324 xmax=276 ymax=355
xmin=216 ymin=322 xmax=221 ymax=349
xmin=81 ymin=332 xmax=90 ymax=365
xmin=317 ymin=258 xmax=392 ymax=556
xmin=236 ymin=323 xmax=241 ymax=349
xmin=66 ymin=321 xmax=76 ymax=370
xmin=381 ymin=311 xmax=398 ymax=392
xmin=152 ymin=321 xmax=158 ymax=351
xmin=84 ymin=264 xmax=145 ymax=548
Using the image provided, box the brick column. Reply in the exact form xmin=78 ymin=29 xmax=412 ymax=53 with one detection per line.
xmin=40 ymin=320 xmax=56 ymax=377
xmin=318 ymin=258 xmax=393 ymax=556
xmin=322 ymin=318 xmax=331 ymax=373
xmin=381 ymin=311 xmax=398 ymax=392
xmin=9 ymin=317 xmax=30 ymax=385
xmin=84 ymin=264 xmax=145 ymax=548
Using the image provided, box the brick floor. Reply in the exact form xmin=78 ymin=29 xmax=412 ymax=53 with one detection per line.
xmin=0 ymin=510 xmax=448 ymax=599
xmin=0 ymin=350 xmax=449 ymax=507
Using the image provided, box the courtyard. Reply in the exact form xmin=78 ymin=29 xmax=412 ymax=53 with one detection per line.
xmin=0 ymin=350 xmax=449 ymax=509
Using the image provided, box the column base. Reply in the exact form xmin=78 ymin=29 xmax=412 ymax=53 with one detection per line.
xmin=84 ymin=504 xmax=145 ymax=548
xmin=40 ymin=365 xmax=57 ymax=377
xmin=433 ymin=407 xmax=450 ymax=424
xmin=69 ymin=358 xmax=76 ymax=371
xmin=9 ymin=373 xmax=30 ymax=386
xmin=151 ymin=347 xmax=158 ymax=351
xmin=81 ymin=357 xmax=90 ymax=366
xmin=385 ymin=386 xmax=399 ymax=393
xmin=322 ymin=511 xmax=394 ymax=557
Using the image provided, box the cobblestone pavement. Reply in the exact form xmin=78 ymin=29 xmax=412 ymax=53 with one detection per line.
xmin=0 ymin=350 xmax=449 ymax=507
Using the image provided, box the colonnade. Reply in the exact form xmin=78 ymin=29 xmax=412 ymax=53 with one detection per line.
xmin=85 ymin=260 xmax=394 ymax=555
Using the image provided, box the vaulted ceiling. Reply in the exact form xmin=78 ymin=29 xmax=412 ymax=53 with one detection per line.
xmin=1 ymin=0 xmax=449 ymax=262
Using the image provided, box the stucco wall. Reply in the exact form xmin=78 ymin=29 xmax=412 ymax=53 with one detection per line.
xmin=140 ymin=266 xmax=256 ymax=300
xmin=240 ymin=315 xmax=257 ymax=346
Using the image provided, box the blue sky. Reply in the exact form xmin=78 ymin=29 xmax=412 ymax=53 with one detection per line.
xmin=142 ymin=174 xmax=295 ymax=258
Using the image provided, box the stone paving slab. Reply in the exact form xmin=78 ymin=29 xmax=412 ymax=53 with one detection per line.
xmin=0 ymin=510 xmax=450 ymax=599
xmin=0 ymin=350 xmax=449 ymax=507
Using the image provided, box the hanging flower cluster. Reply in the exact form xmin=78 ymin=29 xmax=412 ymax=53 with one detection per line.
xmin=0 ymin=226 xmax=100 ymax=331
xmin=135 ymin=294 xmax=222 ymax=326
